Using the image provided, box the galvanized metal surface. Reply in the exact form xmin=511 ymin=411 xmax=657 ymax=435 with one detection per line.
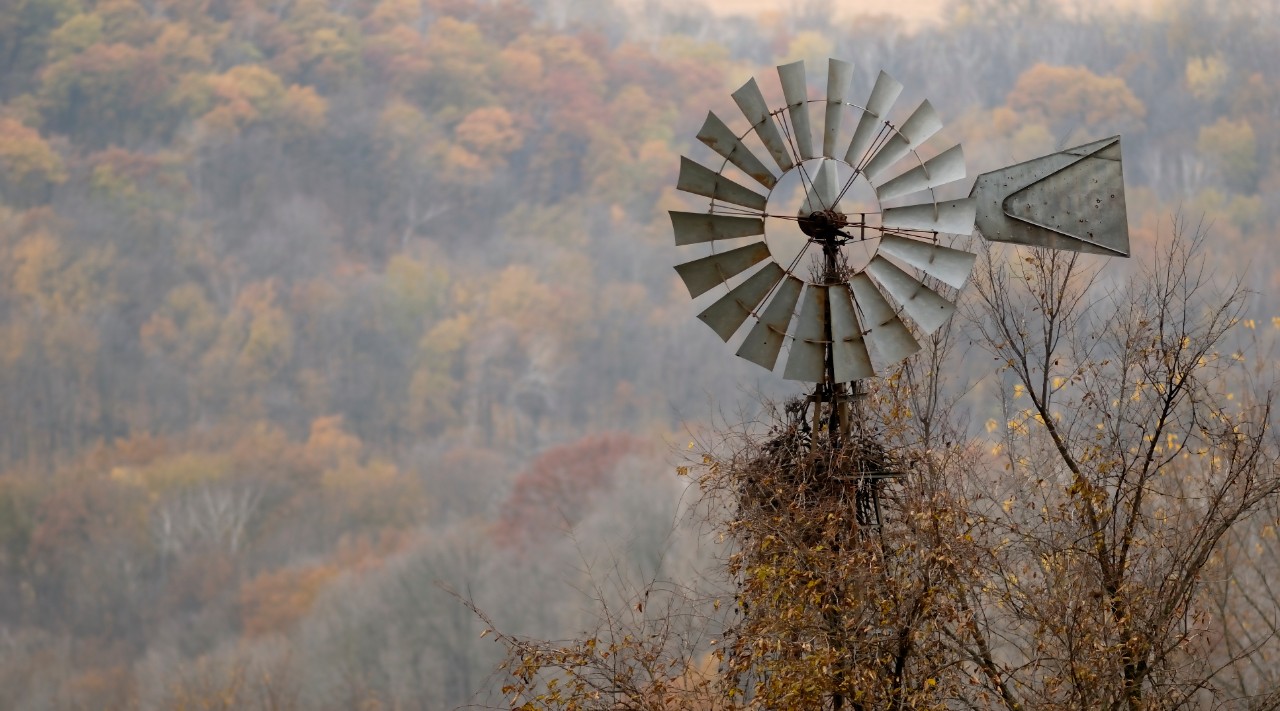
xmin=697 ymin=112 xmax=778 ymax=189
xmin=778 ymin=61 xmax=816 ymax=161
xmin=737 ymin=275 xmax=803 ymax=370
xmin=874 ymin=144 xmax=965 ymax=201
xmin=669 ymin=211 xmax=764 ymax=246
xmin=677 ymin=156 xmax=768 ymax=211
xmin=783 ymin=285 xmax=830 ymax=381
xmin=828 ymin=283 xmax=874 ymax=382
xmin=674 ymin=241 xmax=771 ymax=298
xmin=845 ymin=70 xmax=903 ymax=167
xmin=866 ymin=256 xmax=956 ymax=333
xmin=824 ymin=59 xmax=854 ymax=158
xmin=732 ymin=78 xmax=795 ymax=173
xmin=876 ymin=235 xmax=976 ymax=289
xmin=862 ymin=100 xmax=943 ymax=181
xmin=881 ymin=197 xmax=976 ymax=234
xmin=697 ymin=262 xmax=785 ymax=341
xmin=850 ymin=272 xmax=920 ymax=364
xmin=970 ymin=136 xmax=1129 ymax=256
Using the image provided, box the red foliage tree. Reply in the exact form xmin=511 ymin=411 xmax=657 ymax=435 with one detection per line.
xmin=494 ymin=433 xmax=649 ymax=547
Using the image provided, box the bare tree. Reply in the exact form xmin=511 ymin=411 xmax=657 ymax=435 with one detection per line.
xmin=959 ymin=219 xmax=1280 ymax=709
xmin=152 ymin=479 xmax=264 ymax=558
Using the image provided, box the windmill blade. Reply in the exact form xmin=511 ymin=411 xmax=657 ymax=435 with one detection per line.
xmin=877 ymin=235 xmax=977 ymax=289
xmin=737 ymin=275 xmax=804 ymax=371
xmin=829 ymin=284 xmax=873 ymax=382
xmin=732 ymin=78 xmax=795 ymax=173
xmin=677 ymin=156 xmax=768 ymax=211
xmin=850 ymin=273 xmax=920 ymax=364
xmin=866 ymin=256 xmax=956 ymax=334
xmin=873 ymin=144 xmax=966 ymax=201
xmin=783 ymin=285 xmax=829 ymax=382
xmin=824 ymin=58 xmax=854 ymax=158
xmin=697 ymin=263 xmax=785 ymax=341
xmin=861 ymin=101 xmax=944 ymax=181
xmin=881 ymin=197 xmax=976 ymax=235
xmin=800 ymin=158 xmax=840 ymax=214
xmin=670 ymin=212 xmax=765 ymax=246
xmin=697 ymin=112 xmax=778 ymax=190
xmin=674 ymin=242 xmax=770 ymax=298
xmin=778 ymin=60 xmax=816 ymax=161
xmin=844 ymin=71 xmax=904 ymax=168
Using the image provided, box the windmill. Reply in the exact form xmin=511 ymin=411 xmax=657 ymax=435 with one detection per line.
xmin=672 ymin=58 xmax=1129 ymax=523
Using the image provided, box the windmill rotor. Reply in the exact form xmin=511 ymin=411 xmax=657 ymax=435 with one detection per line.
xmin=669 ymin=59 xmax=1131 ymax=530
xmin=672 ymin=58 xmax=978 ymax=384
xmin=672 ymin=58 xmax=1131 ymax=388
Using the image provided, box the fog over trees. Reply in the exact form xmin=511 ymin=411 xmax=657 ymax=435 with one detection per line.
xmin=1 ymin=0 xmax=1279 ymax=708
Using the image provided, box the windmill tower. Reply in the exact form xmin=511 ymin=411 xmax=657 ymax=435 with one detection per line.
xmin=672 ymin=58 xmax=1129 ymax=525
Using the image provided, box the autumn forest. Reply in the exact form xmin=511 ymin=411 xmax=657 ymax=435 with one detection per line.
xmin=1 ymin=0 xmax=1280 ymax=708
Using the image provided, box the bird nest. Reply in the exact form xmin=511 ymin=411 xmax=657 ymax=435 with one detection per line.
xmin=730 ymin=397 xmax=903 ymax=530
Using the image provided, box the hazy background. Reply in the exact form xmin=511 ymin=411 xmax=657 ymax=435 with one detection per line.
xmin=0 ymin=0 xmax=1277 ymax=707
xmin=698 ymin=0 xmax=1162 ymax=26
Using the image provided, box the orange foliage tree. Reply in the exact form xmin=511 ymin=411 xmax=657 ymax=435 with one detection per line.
xmin=1007 ymin=63 xmax=1146 ymax=140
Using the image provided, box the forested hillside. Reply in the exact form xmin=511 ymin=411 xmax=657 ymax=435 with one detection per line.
xmin=1 ymin=0 xmax=1278 ymax=707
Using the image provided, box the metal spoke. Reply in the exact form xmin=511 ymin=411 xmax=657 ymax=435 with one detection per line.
xmin=832 ymin=122 xmax=893 ymax=208
xmin=707 ymin=206 xmax=804 ymax=222
xmin=876 ymin=227 xmax=941 ymax=243
xmin=778 ymin=109 xmax=825 ymax=213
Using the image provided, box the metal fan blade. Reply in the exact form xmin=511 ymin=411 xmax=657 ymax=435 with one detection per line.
xmin=862 ymin=101 xmax=944 ymax=181
xmin=877 ymin=235 xmax=977 ymax=289
xmin=674 ymin=242 xmax=770 ymax=298
xmin=850 ymin=272 xmax=920 ymax=364
xmin=866 ymin=256 xmax=956 ymax=334
xmin=874 ymin=144 xmax=966 ymax=201
xmin=881 ymin=197 xmax=976 ymax=235
xmin=844 ymin=71 xmax=904 ymax=168
xmin=732 ymin=78 xmax=795 ymax=173
xmin=670 ymin=212 xmax=765 ymax=246
xmin=824 ymin=58 xmax=854 ymax=158
xmin=737 ymin=275 xmax=803 ymax=371
xmin=829 ymin=283 xmax=873 ymax=382
xmin=800 ymin=159 xmax=840 ymax=214
xmin=697 ymin=112 xmax=778 ymax=190
xmin=677 ymin=156 xmax=768 ymax=211
xmin=778 ymin=61 xmax=816 ymax=161
xmin=783 ymin=285 xmax=828 ymax=382
xmin=697 ymin=263 xmax=785 ymax=341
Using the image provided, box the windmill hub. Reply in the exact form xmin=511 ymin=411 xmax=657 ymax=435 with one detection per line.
xmin=798 ymin=209 xmax=847 ymax=242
